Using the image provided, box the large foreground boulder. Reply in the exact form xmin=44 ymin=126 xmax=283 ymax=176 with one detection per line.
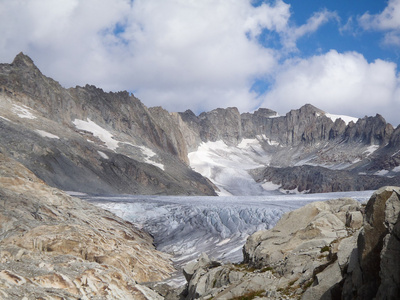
xmin=341 ymin=186 xmax=400 ymax=299
xmin=0 ymin=152 xmax=174 ymax=299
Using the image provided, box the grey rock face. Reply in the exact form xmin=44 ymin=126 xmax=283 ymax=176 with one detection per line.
xmin=0 ymin=53 xmax=216 ymax=195
xmin=252 ymin=165 xmax=400 ymax=193
xmin=344 ymin=114 xmax=394 ymax=145
xmin=197 ymin=107 xmax=242 ymax=146
xmin=243 ymin=198 xmax=361 ymax=268
xmin=2 ymin=53 xmax=400 ymax=195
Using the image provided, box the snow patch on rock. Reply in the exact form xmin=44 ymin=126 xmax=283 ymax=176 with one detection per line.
xmin=12 ymin=104 xmax=36 ymax=119
xmin=392 ymin=166 xmax=400 ymax=172
xmin=262 ymin=181 xmax=281 ymax=191
xmin=35 ymin=129 xmax=60 ymax=139
xmin=138 ymin=146 xmax=165 ymax=170
xmin=364 ymin=145 xmax=379 ymax=156
xmin=374 ymin=169 xmax=389 ymax=176
xmin=325 ymin=113 xmax=358 ymax=125
xmin=97 ymin=151 xmax=109 ymax=159
xmin=73 ymin=119 xmax=119 ymax=150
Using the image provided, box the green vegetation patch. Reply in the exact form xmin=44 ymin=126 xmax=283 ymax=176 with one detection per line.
xmin=320 ymin=245 xmax=330 ymax=253
xmin=229 ymin=290 xmax=266 ymax=300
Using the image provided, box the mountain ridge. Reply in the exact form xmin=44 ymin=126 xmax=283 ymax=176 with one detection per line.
xmin=1 ymin=53 xmax=400 ymax=195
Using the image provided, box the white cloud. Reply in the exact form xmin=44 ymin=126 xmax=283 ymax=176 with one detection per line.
xmin=261 ymin=50 xmax=400 ymax=125
xmin=282 ymin=10 xmax=339 ymax=51
xmin=359 ymin=0 xmax=400 ymax=46
xmin=0 ymin=0 xmax=292 ymax=113
xmin=359 ymin=0 xmax=400 ymax=30
xmin=0 ymin=0 xmax=337 ymax=115
xmin=8 ymin=0 xmax=394 ymax=127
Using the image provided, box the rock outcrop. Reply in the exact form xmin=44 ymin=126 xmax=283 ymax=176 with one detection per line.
xmin=182 ymin=187 xmax=400 ymax=299
xmin=341 ymin=186 xmax=400 ymax=299
xmin=0 ymin=152 xmax=174 ymax=299
xmin=252 ymin=165 xmax=400 ymax=193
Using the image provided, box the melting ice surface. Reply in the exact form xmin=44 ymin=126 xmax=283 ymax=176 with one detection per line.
xmin=83 ymin=191 xmax=373 ymax=284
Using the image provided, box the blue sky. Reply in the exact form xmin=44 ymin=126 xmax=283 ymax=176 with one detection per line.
xmin=0 ymin=0 xmax=400 ymax=125
xmin=286 ymin=1 xmax=396 ymax=61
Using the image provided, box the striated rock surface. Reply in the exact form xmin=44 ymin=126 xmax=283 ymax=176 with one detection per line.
xmin=0 ymin=152 xmax=174 ymax=299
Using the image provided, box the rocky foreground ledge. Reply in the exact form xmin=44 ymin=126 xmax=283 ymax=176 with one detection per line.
xmin=181 ymin=187 xmax=400 ymax=300
xmin=0 ymin=152 xmax=174 ymax=299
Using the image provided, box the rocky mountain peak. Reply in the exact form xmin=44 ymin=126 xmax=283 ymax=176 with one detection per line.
xmin=11 ymin=52 xmax=37 ymax=69
xmin=252 ymin=107 xmax=277 ymax=118
xmin=300 ymin=103 xmax=325 ymax=114
xmin=286 ymin=103 xmax=326 ymax=121
xmin=345 ymin=114 xmax=394 ymax=144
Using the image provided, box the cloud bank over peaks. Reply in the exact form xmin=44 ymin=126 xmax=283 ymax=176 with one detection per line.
xmin=0 ymin=0 xmax=336 ymax=114
xmin=261 ymin=50 xmax=400 ymax=124
xmin=0 ymin=1 xmax=399 ymax=124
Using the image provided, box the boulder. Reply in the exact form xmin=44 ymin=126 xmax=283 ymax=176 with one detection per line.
xmin=342 ymin=186 xmax=400 ymax=299
xmin=243 ymin=198 xmax=362 ymax=268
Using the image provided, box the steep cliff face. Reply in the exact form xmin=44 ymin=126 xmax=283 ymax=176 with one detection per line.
xmin=179 ymin=107 xmax=242 ymax=146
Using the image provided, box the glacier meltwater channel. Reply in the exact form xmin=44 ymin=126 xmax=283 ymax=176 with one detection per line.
xmin=81 ymin=191 xmax=373 ymax=285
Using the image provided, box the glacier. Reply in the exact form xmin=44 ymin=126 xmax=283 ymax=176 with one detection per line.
xmin=188 ymin=138 xmax=274 ymax=196
xmin=82 ymin=191 xmax=373 ymax=285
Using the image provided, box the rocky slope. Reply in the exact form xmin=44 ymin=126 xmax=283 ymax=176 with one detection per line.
xmin=0 ymin=151 xmax=174 ymax=299
xmin=251 ymin=165 xmax=400 ymax=193
xmin=0 ymin=53 xmax=216 ymax=195
xmin=181 ymin=186 xmax=400 ymax=299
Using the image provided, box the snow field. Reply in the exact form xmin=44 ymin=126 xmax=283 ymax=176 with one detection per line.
xmin=188 ymin=139 xmax=272 ymax=195
xmin=324 ymin=113 xmax=358 ymax=125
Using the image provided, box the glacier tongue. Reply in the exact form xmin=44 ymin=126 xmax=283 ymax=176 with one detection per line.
xmin=188 ymin=139 xmax=273 ymax=195
xmin=84 ymin=191 xmax=373 ymax=285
